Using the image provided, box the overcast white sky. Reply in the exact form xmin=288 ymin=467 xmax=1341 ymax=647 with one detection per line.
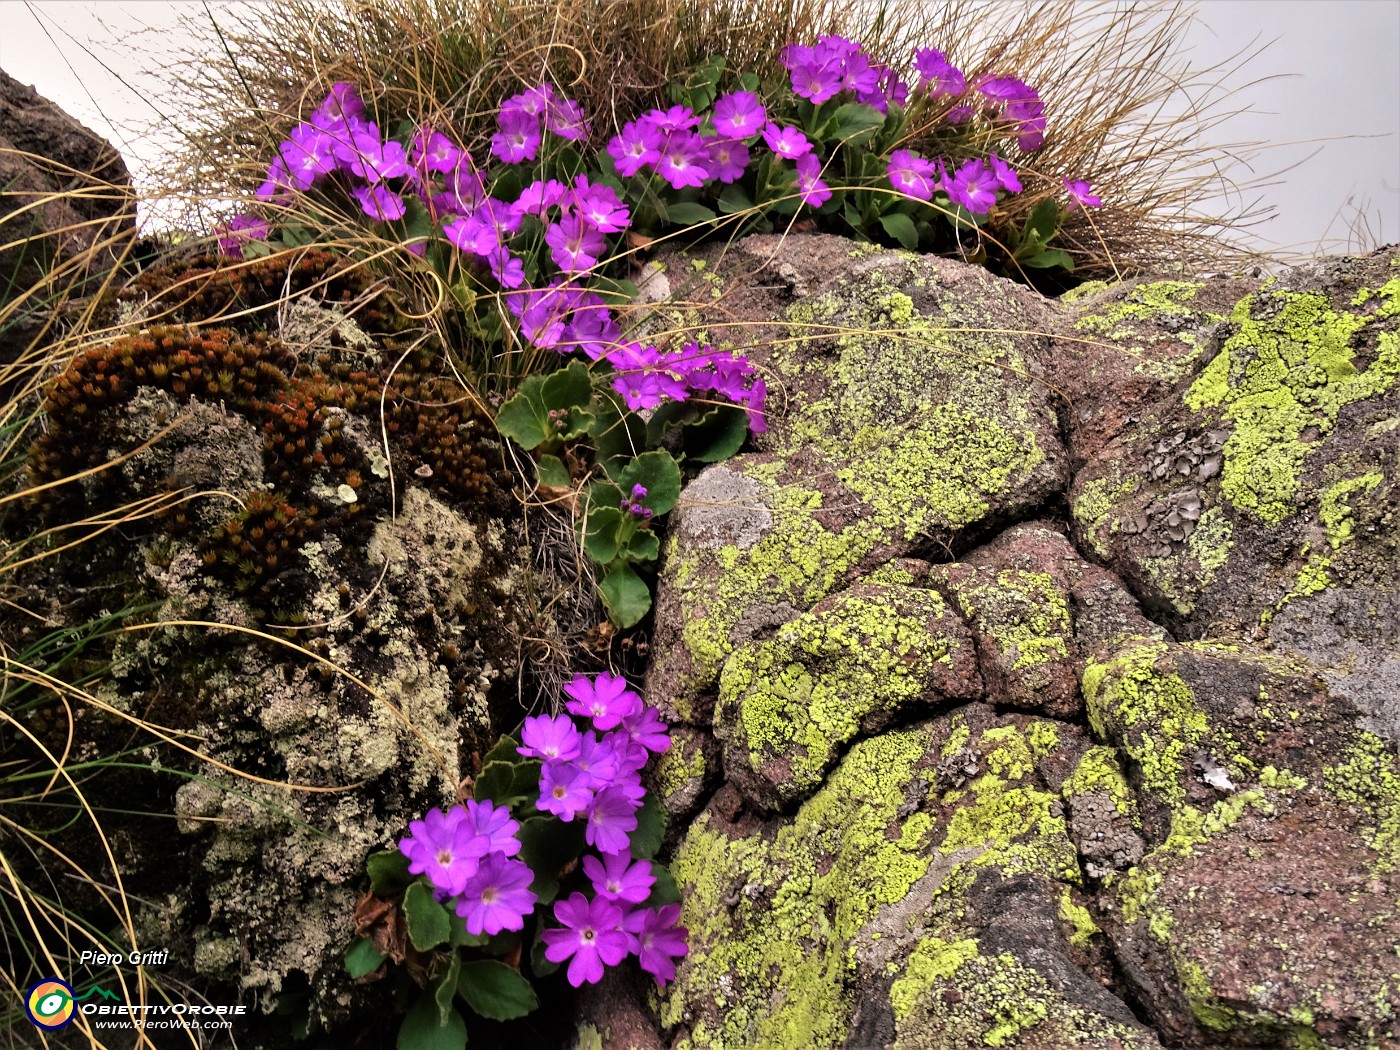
xmin=1 ymin=0 xmax=1397 ymax=256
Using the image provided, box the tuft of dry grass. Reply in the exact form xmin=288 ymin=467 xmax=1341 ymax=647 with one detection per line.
xmin=143 ymin=0 xmax=1276 ymax=281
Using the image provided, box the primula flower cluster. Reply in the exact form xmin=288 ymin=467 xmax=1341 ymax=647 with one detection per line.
xmin=399 ymin=801 xmax=536 ymax=936
xmin=398 ymin=673 xmax=689 ymax=990
xmin=522 ymin=673 xmax=687 ymax=987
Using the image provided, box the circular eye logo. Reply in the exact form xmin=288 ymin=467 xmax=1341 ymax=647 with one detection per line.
xmin=25 ymin=979 xmax=76 ymax=1029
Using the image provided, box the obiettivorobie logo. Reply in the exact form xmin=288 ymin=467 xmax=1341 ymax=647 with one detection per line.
xmin=23 ymin=977 xmax=247 ymax=1032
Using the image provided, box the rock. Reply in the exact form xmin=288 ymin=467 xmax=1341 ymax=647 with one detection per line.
xmin=663 ymin=711 xmax=1160 ymax=1049
xmin=1067 ymin=249 xmax=1400 ymax=744
xmin=0 ymin=68 xmax=134 ymax=377
xmin=1085 ymin=637 xmax=1400 ymax=1046
xmin=650 ymin=235 xmax=1070 ymax=725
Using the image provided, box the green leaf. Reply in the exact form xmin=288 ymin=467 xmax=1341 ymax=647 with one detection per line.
xmin=494 ymin=390 xmax=550 ymax=451
xmin=536 ymin=454 xmax=572 ymax=489
xmin=829 ymin=102 xmax=886 ymax=147
xmin=404 ymin=881 xmax=452 ymax=951
xmin=457 ymin=961 xmax=539 ymax=1021
xmin=579 ymin=504 xmax=626 ymax=564
xmin=517 ymin=815 xmax=586 ymax=905
xmin=530 ymin=925 xmax=560 ymax=978
xmin=623 ymin=529 xmax=660 ymax=565
xmin=435 ymin=953 xmax=461 ymax=1026
xmin=717 ymin=184 xmax=755 ymax=215
xmin=541 ymin=360 xmax=593 ymax=409
xmin=617 ymin=450 xmax=682 ymax=516
xmin=397 ymin=993 xmax=466 ymax=1050
xmin=344 ymin=938 xmax=386 ymax=979
xmin=449 ymin=915 xmax=490 ymax=949
xmin=367 ymin=849 xmax=412 ymax=896
xmin=666 ymin=201 xmax=718 ymax=226
xmin=645 ymin=864 xmax=682 ymax=908
xmin=879 ymin=212 xmax=919 ymax=252
xmin=683 ymin=403 xmax=750 ymax=463
xmin=481 ymin=732 xmax=522 ymax=768
xmin=1022 ymin=248 xmax=1076 ymax=271
xmin=600 ymin=564 xmax=651 ymax=628
xmin=473 ymin=760 xmax=540 ymax=807
xmin=1024 ymin=197 xmax=1061 ymax=242
xmin=629 ymin=790 xmax=665 ymax=858
xmin=590 ymin=393 xmax=647 ymax=474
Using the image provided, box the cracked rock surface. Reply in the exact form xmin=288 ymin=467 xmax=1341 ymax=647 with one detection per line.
xmin=604 ymin=237 xmax=1400 ymax=1050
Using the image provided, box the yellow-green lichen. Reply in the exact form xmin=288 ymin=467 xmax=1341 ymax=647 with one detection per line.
xmin=1074 ymin=280 xmax=1205 ymax=338
xmin=949 ymin=569 xmax=1070 ymax=673
xmin=717 ymin=586 xmax=961 ymax=804
xmin=663 ymin=729 xmax=937 ymax=1048
xmin=1324 ymin=732 xmax=1400 ymax=871
xmin=1058 ymin=888 xmax=1101 ymax=948
xmin=1184 ymin=282 xmax=1400 ymax=525
xmin=1062 ymin=745 xmax=1141 ymax=824
xmin=889 ymin=936 xmax=979 ymax=1021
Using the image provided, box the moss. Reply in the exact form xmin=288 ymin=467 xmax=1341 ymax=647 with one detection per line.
xmin=1323 ymin=732 xmax=1400 ymax=871
xmin=1074 ymin=279 xmax=1205 ymax=338
xmin=937 ymin=725 xmax=1080 ymax=885
xmin=663 ymin=729 xmax=938 ymax=1048
xmin=1183 ymin=282 xmax=1400 ymax=524
xmin=716 ymin=586 xmax=959 ymax=804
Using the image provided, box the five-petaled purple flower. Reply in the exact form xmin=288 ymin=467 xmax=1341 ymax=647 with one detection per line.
xmin=1064 ymin=178 xmax=1103 ymax=210
xmin=624 ymin=904 xmax=689 ymax=987
xmin=564 ymin=672 xmax=643 ymax=730
xmin=583 ymin=851 xmax=655 ymax=904
xmin=542 ymin=893 xmax=630 ymax=987
xmin=887 ymin=149 xmax=940 ymax=201
xmin=456 ymin=853 xmax=537 ymax=935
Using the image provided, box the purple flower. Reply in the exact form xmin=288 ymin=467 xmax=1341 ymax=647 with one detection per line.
xmin=410 ymin=128 xmax=461 ymax=175
xmin=538 ymin=761 xmax=594 ymax=821
xmin=563 ymin=673 xmax=643 ymax=731
xmin=987 ymin=153 xmax=1022 ymax=193
xmin=464 ymin=798 xmax=522 ymax=857
xmin=655 ymin=132 xmax=710 ymax=190
xmin=624 ymin=904 xmax=688 ymax=987
xmin=490 ymin=107 xmax=542 ymax=164
xmin=312 ymin=83 xmax=367 ymax=128
xmin=583 ymin=851 xmax=655 ymax=904
xmin=977 ymin=75 xmax=1037 ymax=106
xmin=335 ymin=126 xmax=412 ymax=183
xmin=518 ymin=713 xmax=583 ymax=761
xmin=712 ymin=91 xmax=766 ymax=138
xmin=545 ymin=214 xmax=607 ymax=273
xmin=947 ymin=158 xmax=999 ymax=214
xmin=1064 ymin=178 xmax=1103 ymax=210
xmin=486 ymin=247 xmax=526 ymax=289
xmin=840 ymin=51 xmax=880 ymax=97
xmin=604 ymin=729 xmax=650 ymax=780
xmin=646 ymin=105 xmax=701 ymax=133
xmin=1006 ymin=97 xmax=1047 ymax=151
xmin=279 ymin=125 xmax=337 ymax=189
xmin=607 ymin=119 xmax=664 ymax=177
xmin=745 ymin=378 xmax=768 ymax=435
xmin=703 ymin=138 xmax=749 ymax=184
xmin=545 ymin=96 xmax=590 ymax=141
xmin=502 ymin=84 xmax=554 ymax=120
xmin=443 ymin=213 xmax=499 ymax=256
xmin=541 ymin=893 xmax=629 ymax=987
xmin=586 ymin=786 xmax=640 ymax=854
xmin=794 ymin=153 xmax=831 ymax=208
xmin=945 ymin=103 xmax=974 ymax=124
xmin=256 ymin=157 xmax=295 ymax=203
xmin=352 ymin=184 xmax=407 ymax=221
xmin=612 ymin=370 xmax=688 ymax=412
xmin=558 ymin=294 xmax=621 ymax=360
xmin=761 ymin=123 xmax=812 ymax=160
xmin=886 ymin=149 xmax=940 ymax=201
xmin=571 ymin=175 xmax=630 ymax=232
xmin=572 ymin=731 xmax=622 ymax=789
xmin=620 ymin=705 xmax=671 ymax=755
xmin=782 ymin=44 xmax=843 ymax=103
xmin=512 ymin=178 xmax=569 ymax=219
xmin=914 ymin=48 xmax=966 ymax=98
xmin=216 ymin=214 xmax=269 ymax=259
xmin=439 ymin=159 xmax=486 ymax=213
xmin=399 ymin=805 xmax=488 ymax=896
xmin=455 ymin=854 xmax=537 ymax=935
